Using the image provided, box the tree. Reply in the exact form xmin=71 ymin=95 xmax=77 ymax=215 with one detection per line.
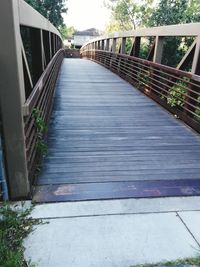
xmin=105 ymin=0 xmax=154 ymax=31
xmin=105 ymin=0 xmax=200 ymax=67
xmin=25 ymin=0 xmax=67 ymax=28
xmin=148 ymin=0 xmax=200 ymax=67
xmin=59 ymin=25 xmax=75 ymax=39
xmin=148 ymin=0 xmax=200 ymax=27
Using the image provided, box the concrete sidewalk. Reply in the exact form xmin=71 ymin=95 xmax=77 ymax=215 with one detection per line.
xmin=24 ymin=197 xmax=200 ymax=267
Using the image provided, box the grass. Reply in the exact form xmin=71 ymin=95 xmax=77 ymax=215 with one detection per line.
xmin=0 ymin=202 xmax=43 ymax=267
xmin=131 ymin=255 xmax=200 ymax=267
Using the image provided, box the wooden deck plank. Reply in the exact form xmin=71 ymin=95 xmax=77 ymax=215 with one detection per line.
xmin=35 ymin=59 xmax=200 ymax=201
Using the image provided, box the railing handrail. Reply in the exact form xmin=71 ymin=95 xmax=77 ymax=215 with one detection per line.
xmin=19 ymin=0 xmax=61 ymax=38
xmin=91 ymin=49 xmax=200 ymax=83
xmin=81 ymin=47 xmax=200 ymax=134
xmin=80 ymin=22 xmax=200 ymax=76
xmin=23 ymin=48 xmax=65 ymax=116
xmin=0 ymin=0 xmax=64 ymax=199
xmin=81 ymin=23 xmax=200 ymax=49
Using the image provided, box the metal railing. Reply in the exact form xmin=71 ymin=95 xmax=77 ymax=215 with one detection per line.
xmin=81 ymin=23 xmax=200 ymax=134
xmin=24 ymin=49 xmax=64 ymax=187
xmin=0 ymin=0 xmax=64 ymax=199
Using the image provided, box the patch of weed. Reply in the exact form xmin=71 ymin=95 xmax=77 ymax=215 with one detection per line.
xmin=0 ymin=202 xmax=43 ymax=267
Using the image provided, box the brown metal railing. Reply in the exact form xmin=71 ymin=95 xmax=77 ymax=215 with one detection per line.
xmin=81 ymin=48 xmax=200 ymax=133
xmin=80 ymin=23 xmax=200 ymax=133
xmin=0 ymin=0 xmax=64 ymax=199
xmin=24 ymin=49 xmax=64 ymax=182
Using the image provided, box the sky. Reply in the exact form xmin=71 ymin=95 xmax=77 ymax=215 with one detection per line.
xmin=63 ymin=0 xmax=111 ymax=31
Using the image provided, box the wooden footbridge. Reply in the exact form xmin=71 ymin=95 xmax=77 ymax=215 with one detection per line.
xmin=1 ymin=1 xmax=200 ymax=201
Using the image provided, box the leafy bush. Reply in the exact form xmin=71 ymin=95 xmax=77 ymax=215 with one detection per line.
xmin=166 ymin=81 xmax=186 ymax=108
xmin=32 ymin=108 xmax=48 ymax=156
xmin=0 ymin=203 xmax=42 ymax=267
xmin=137 ymin=70 xmax=150 ymax=87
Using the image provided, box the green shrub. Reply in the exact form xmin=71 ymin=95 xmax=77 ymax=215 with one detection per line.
xmin=166 ymin=81 xmax=186 ymax=108
xmin=0 ymin=203 xmax=42 ymax=267
xmin=32 ymin=108 xmax=48 ymax=156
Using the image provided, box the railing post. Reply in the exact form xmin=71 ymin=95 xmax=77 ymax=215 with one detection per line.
xmin=0 ymin=0 xmax=30 ymax=199
xmin=112 ymin=38 xmax=117 ymax=53
xmin=49 ymin=33 xmax=52 ymax=59
xmin=121 ymin=37 xmax=126 ymax=54
xmin=51 ymin=34 xmax=55 ymax=55
xmin=97 ymin=40 xmax=100 ymax=50
xmin=188 ymin=36 xmax=200 ymax=116
xmin=153 ymin=36 xmax=164 ymax=63
xmin=106 ymin=39 xmax=110 ymax=51
xmin=40 ymin=30 xmax=45 ymax=70
xmin=101 ymin=40 xmax=105 ymax=50
xmin=54 ymin=34 xmax=56 ymax=53
xmin=191 ymin=36 xmax=200 ymax=75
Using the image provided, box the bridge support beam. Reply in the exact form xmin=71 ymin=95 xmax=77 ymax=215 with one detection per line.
xmin=153 ymin=36 xmax=164 ymax=63
xmin=0 ymin=0 xmax=30 ymax=199
xmin=192 ymin=36 xmax=200 ymax=75
xmin=112 ymin=38 xmax=117 ymax=53
xmin=121 ymin=37 xmax=126 ymax=54
xmin=106 ymin=39 xmax=110 ymax=51
xmin=101 ymin=40 xmax=105 ymax=50
xmin=129 ymin=37 xmax=140 ymax=57
xmin=95 ymin=41 xmax=98 ymax=50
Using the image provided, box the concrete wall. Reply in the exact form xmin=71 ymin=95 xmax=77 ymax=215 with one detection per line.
xmin=65 ymin=49 xmax=80 ymax=58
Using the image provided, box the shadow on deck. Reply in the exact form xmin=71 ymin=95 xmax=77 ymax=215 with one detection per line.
xmin=33 ymin=59 xmax=200 ymax=202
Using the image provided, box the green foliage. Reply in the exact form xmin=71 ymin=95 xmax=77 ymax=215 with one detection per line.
xmin=32 ymin=109 xmax=47 ymax=133
xmin=105 ymin=19 xmax=125 ymax=33
xmin=59 ymin=25 xmax=75 ymax=40
xmin=148 ymin=0 xmax=200 ymax=67
xmin=161 ymin=37 xmax=188 ymax=68
xmin=113 ymin=0 xmax=138 ymax=30
xmin=0 ymin=203 xmax=42 ymax=267
xmin=131 ymin=255 xmax=200 ymax=267
xmin=137 ymin=70 xmax=151 ymax=88
xmin=165 ymin=81 xmax=186 ymax=108
xmin=148 ymin=0 xmax=200 ymax=27
xmin=125 ymin=38 xmax=133 ymax=54
xmin=24 ymin=0 xmax=67 ymax=28
xmin=104 ymin=0 xmax=154 ymax=32
xmin=139 ymin=37 xmax=155 ymax=59
xmin=36 ymin=141 xmax=48 ymax=156
xmin=32 ymin=108 xmax=48 ymax=156
xmin=105 ymin=0 xmax=200 ymax=68
xmin=148 ymin=0 xmax=187 ymax=27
